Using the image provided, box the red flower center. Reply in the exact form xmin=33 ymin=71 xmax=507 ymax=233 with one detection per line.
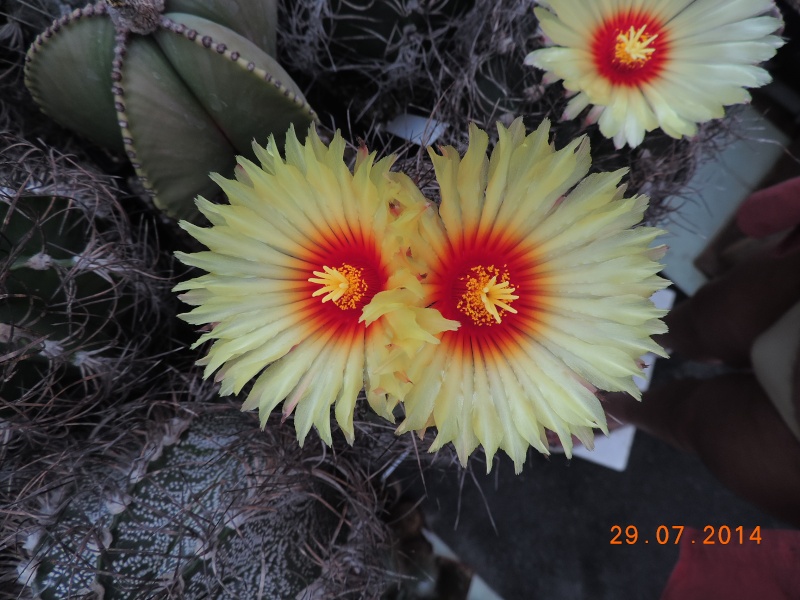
xmin=591 ymin=11 xmax=668 ymax=87
xmin=305 ymin=229 xmax=388 ymax=330
xmin=454 ymin=264 xmax=519 ymax=327
xmin=429 ymin=234 xmax=542 ymax=343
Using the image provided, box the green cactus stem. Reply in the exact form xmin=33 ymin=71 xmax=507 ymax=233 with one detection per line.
xmin=24 ymin=0 xmax=317 ymax=220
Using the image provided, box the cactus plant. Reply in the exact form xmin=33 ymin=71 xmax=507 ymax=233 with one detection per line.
xmin=23 ymin=0 xmax=317 ymax=220
xmin=7 ymin=401 xmax=400 ymax=599
xmin=0 ymin=133 xmax=172 ymax=443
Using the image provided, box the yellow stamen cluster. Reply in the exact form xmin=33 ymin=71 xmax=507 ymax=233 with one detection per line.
xmin=614 ymin=25 xmax=657 ymax=66
xmin=309 ymin=264 xmax=368 ymax=310
xmin=457 ymin=265 xmax=519 ymax=326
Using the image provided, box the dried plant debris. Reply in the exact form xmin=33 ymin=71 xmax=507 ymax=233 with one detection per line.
xmin=3 ymin=401 xmax=400 ymax=600
xmin=0 ymin=133 xmax=174 ymax=444
xmin=280 ymin=0 xmax=732 ymax=219
xmin=0 ymin=0 xmax=87 ymax=136
xmin=280 ymin=0 xmax=470 ymax=120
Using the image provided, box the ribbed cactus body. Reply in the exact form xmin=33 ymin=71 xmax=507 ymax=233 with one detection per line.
xmin=2 ymin=195 xmax=122 ymax=346
xmin=15 ymin=407 xmax=395 ymax=599
xmin=0 ymin=135 xmax=171 ymax=440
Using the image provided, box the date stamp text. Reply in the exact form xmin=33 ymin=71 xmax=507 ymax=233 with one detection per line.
xmin=610 ymin=525 xmax=762 ymax=545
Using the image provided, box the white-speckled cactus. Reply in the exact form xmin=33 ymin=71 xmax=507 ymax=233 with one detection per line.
xmin=10 ymin=404 xmax=397 ymax=599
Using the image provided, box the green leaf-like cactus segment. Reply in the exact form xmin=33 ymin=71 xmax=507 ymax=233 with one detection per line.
xmin=119 ymin=36 xmax=237 ymax=220
xmin=166 ymin=0 xmax=278 ymax=57
xmin=24 ymin=7 xmax=123 ymax=153
xmin=24 ymin=1 xmax=316 ymax=222
xmin=155 ymin=13 xmax=316 ymax=157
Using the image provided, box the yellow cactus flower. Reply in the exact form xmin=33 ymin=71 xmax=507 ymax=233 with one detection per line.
xmin=399 ymin=119 xmax=669 ymax=472
xmin=174 ymin=126 xmax=456 ymax=446
xmin=525 ymin=0 xmax=784 ymax=148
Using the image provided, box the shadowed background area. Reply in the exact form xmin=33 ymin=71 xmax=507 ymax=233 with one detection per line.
xmin=408 ymin=351 xmax=790 ymax=599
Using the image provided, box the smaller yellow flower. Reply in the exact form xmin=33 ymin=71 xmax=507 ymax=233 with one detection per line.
xmin=174 ymin=126 xmax=455 ymax=446
xmin=525 ymin=0 xmax=784 ymax=148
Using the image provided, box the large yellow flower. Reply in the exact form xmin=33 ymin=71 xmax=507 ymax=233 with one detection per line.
xmin=174 ymin=126 xmax=455 ymax=446
xmin=525 ymin=0 xmax=784 ymax=148
xmin=398 ymin=119 xmax=669 ymax=472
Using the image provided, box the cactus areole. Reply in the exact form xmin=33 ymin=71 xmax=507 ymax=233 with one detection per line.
xmin=24 ymin=0 xmax=317 ymax=220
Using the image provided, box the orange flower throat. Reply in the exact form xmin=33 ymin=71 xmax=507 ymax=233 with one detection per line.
xmin=613 ymin=25 xmax=658 ymax=68
xmin=309 ymin=263 xmax=369 ymax=311
xmin=456 ymin=265 xmax=519 ymax=326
